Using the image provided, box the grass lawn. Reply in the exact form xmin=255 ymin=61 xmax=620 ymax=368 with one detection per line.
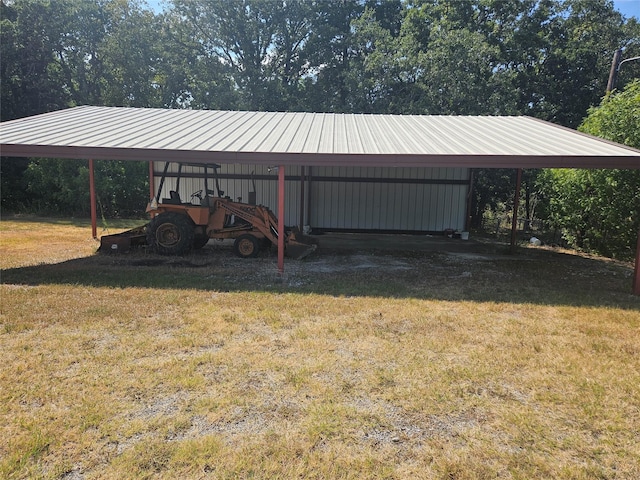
xmin=1 ymin=216 xmax=639 ymax=479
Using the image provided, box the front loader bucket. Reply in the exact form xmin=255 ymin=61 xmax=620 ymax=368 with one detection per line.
xmin=285 ymin=230 xmax=318 ymax=260
xmin=98 ymin=225 xmax=148 ymax=253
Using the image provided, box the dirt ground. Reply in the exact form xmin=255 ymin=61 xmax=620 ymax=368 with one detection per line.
xmin=2 ymin=218 xmax=636 ymax=306
xmin=85 ymin=231 xmax=639 ymax=307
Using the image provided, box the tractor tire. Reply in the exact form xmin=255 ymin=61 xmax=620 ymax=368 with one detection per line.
xmin=147 ymin=213 xmax=195 ymax=255
xmin=193 ymin=233 xmax=209 ymax=250
xmin=233 ymin=234 xmax=261 ymax=258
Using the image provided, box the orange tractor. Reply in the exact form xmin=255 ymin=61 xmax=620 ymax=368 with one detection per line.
xmin=100 ymin=162 xmax=317 ymax=259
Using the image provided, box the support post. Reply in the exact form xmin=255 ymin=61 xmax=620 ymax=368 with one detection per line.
xmin=465 ymin=169 xmax=474 ymax=232
xmin=148 ymin=160 xmax=156 ymax=218
xmin=634 ymin=229 xmax=640 ymax=295
xmin=306 ymin=167 xmax=313 ymax=230
xmin=149 ymin=160 xmax=155 ymax=200
xmin=299 ymin=166 xmax=305 ymax=231
xmin=510 ymin=168 xmax=522 ymax=252
xmin=278 ymin=165 xmax=285 ymax=274
xmin=89 ymin=158 xmax=97 ymax=239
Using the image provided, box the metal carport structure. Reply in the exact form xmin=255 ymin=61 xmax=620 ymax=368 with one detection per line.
xmin=1 ymin=106 xmax=639 ymax=292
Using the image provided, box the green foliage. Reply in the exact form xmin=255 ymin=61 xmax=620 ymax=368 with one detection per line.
xmin=579 ymin=79 xmax=640 ymax=147
xmin=539 ymin=81 xmax=640 ymax=259
xmin=99 ymin=1 xmax=168 ymax=107
xmin=469 ymin=169 xmax=517 ymax=229
xmin=24 ymin=159 xmax=90 ymax=215
xmin=170 ymin=0 xmax=319 ymax=111
xmin=530 ymin=0 xmax=630 ymax=127
xmin=0 ymin=1 xmax=72 ymax=120
xmin=539 ymin=168 xmax=640 ymax=259
xmin=3 ymin=0 xmax=636 ymax=119
xmin=1 ymin=0 xmax=638 ymax=223
xmin=23 ymin=159 xmax=149 ymax=218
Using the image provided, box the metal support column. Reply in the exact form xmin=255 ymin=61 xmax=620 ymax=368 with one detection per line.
xmin=634 ymin=229 xmax=640 ymax=295
xmin=510 ymin=168 xmax=522 ymax=252
xmin=306 ymin=167 xmax=313 ymax=230
xmin=149 ymin=160 xmax=155 ymax=200
xmin=465 ymin=169 xmax=474 ymax=232
xmin=89 ymin=159 xmax=97 ymax=239
xmin=278 ymin=165 xmax=285 ymax=274
xmin=299 ymin=166 xmax=306 ymax=231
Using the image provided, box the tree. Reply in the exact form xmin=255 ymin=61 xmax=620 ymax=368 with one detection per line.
xmin=292 ymin=0 xmax=365 ymax=112
xmin=21 ymin=158 xmax=149 ymax=217
xmin=528 ymin=0 xmax=630 ymax=127
xmin=2 ymin=0 xmax=639 ymax=222
xmin=0 ymin=0 xmax=156 ymax=215
xmin=170 ymin=0 xmax=317 ymax=111
xmin=99 ymin=1 xmax=166 ymax=107
xmin=539 ymin=80 xmax=640 ymax=258
xmin=0 ymin=1 xmax=66 ymax=121
xmin=1 ymin=0 xmax=75 ymax=211
xmin=580 ymin=79 xmax=640 ymax=146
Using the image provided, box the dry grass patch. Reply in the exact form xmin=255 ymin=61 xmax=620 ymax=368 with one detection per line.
xmin=1 ymin=217 xmax=639 ymax=479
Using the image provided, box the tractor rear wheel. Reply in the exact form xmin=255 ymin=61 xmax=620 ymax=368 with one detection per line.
xmin=233 ymin=234 xmax=260 ymax=258
xmin=147 ymin=213 xmax=195 ymax=255
xmin=193 ymin=233 xmax=209 ymax=249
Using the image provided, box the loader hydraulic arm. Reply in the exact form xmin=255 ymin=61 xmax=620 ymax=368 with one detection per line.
xmin=212 ymin=199 xmax=279 ymax=243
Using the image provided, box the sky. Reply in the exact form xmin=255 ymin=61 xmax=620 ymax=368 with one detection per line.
xmin=144 ymin=1 xmax=640 ymax=19
xmin=613 ymin=0 xmax=640 ymax=18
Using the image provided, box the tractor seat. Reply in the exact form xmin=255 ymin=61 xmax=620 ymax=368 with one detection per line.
xmin=162 ymin=190 xmax=182 ymax=205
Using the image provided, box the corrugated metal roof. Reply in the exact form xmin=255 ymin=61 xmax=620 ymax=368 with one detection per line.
xmin=1 ymin=106 xmax=639 ymax=168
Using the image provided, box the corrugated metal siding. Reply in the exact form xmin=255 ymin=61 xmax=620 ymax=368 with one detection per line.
xmin=2 ymin=107 xmax=639 ymax=169
xmin=154 ymin=161 xmax=469 ymax=232
xmin=308 ymin=167 xmax=468 ymax=232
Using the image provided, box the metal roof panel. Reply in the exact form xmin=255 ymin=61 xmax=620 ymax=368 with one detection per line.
xmin=1 ymin=106 xmax=639 ymax=168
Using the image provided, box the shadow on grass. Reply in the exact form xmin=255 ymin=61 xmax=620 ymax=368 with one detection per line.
xmin=2 ymin=243 xmax=638 ymax=309
xmin=2 ymin=214 xmax=146 ymax=229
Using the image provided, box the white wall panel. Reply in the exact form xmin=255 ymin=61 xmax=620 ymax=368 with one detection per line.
xmin=153 ymin=162 xmax=469 ymax=232
xmin=308 ymin=166 xmax=469 ymax=232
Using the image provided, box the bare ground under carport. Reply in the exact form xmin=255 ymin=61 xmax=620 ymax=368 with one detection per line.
xmin=87 ymin=231 xmax=636 ymax=306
